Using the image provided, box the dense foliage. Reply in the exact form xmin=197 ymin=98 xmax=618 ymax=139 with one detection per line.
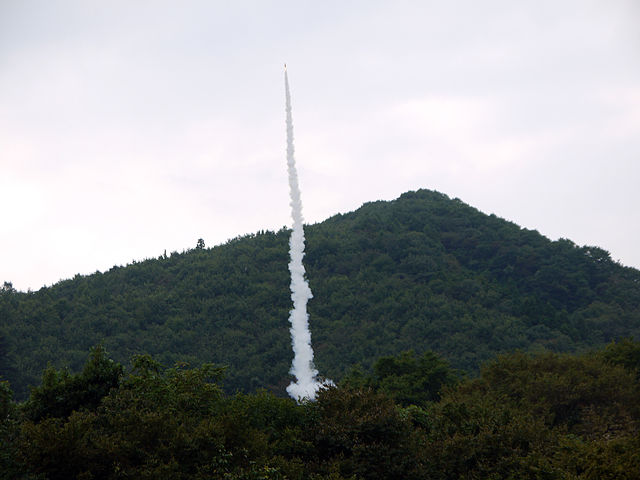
xmin=1 ymin=343 xmax=639 ymax=479
xmin=1 ymin=189 xmax=639 ymax=399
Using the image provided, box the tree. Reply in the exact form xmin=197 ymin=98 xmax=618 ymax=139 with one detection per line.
xmin=342 ymin=350 xmax=459 ymax=407
xmin=0 ymin=380 xmax=21 ymax=478
xmin=308 ymin=386 xmax=421 ymax=480
xmin=601 ymin=338 xmax=640 ymax=377
xmin=373 ymin=350 xmax=459 ymax=406
xmin=24 ymin=345 xmax=123 ymax=422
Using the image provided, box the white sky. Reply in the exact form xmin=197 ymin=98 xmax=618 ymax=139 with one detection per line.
xmin=1 ymin=0 xmax=639 ymax=291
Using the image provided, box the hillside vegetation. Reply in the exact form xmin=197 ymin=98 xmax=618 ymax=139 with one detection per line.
xmin=1 ymin=189 xmax=639 ymax=399
xmin=2 ymin=342 xmax=640 ymax=479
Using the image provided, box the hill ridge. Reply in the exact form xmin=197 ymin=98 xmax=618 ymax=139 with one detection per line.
xmin=1 ymin=188 xmax=639 ymax=399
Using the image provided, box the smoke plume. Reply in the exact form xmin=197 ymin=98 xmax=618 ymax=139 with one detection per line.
xmin=284 ymin=67 xmax=328 ymax=401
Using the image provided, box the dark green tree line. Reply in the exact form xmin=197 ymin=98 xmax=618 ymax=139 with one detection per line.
xmin=2 ymin=342 xmax=639 ymax=479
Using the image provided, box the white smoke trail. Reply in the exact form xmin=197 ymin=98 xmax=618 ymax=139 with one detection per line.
xmin=284 ymin=66 xmax=328 ymax=401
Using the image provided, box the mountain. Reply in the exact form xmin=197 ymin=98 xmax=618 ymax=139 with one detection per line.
xmin=1 ymin=189 xmax=639 ymax=399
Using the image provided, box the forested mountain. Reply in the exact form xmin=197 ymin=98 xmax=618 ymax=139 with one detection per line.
xmin=1 ymin=189 xmax=639 ymax=399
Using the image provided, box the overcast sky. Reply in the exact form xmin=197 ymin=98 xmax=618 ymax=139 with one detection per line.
xmin=1 ymin=0 xmax=639 ymax=291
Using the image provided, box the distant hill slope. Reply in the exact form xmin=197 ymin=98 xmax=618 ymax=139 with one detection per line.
xmin=2 ymin=189 xmax=639 ymax=399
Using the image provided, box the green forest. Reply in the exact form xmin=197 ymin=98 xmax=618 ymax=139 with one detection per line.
xmin=2 ymin=341 xmax=639 ymax=479
xmin=1 ymin=189 xmax=639 ymax=400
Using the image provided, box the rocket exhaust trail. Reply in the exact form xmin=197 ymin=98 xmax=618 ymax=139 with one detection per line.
xmin=284 ymin=66 xmax=328 ymax=401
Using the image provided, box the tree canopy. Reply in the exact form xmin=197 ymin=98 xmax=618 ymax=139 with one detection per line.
xmin=2 ymin=343 xmax=639 ymax=479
